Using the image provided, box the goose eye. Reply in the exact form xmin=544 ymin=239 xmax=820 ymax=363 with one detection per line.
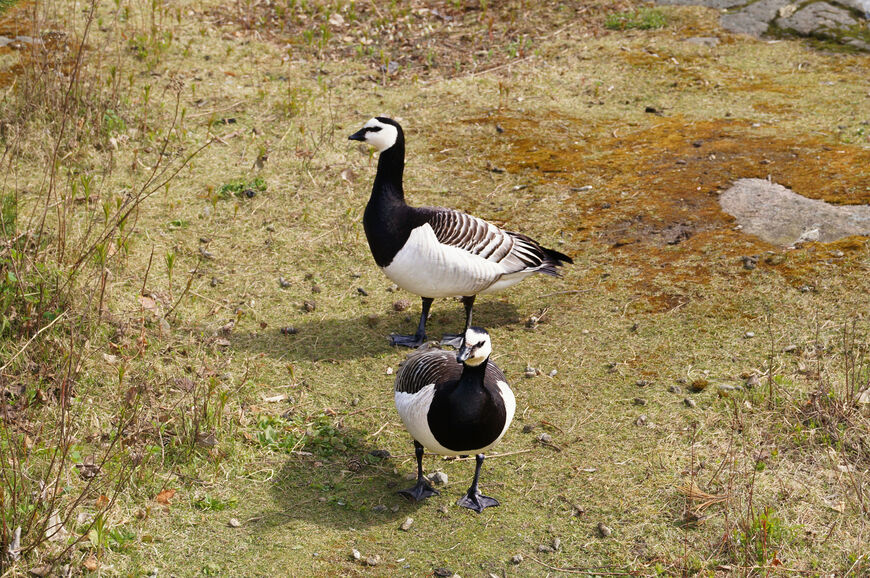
xmin=368 ymin=126 xmax=382 ymax=132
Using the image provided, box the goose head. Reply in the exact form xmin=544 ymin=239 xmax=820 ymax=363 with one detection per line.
xmin=456 ymin=327 xmax=492 ymax=367
xmin=348 ymin=117 xmax=402 ymax=152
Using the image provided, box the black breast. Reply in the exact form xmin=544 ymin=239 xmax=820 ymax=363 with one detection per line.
xmin=427 ymin=367 xmax=507 ymax=453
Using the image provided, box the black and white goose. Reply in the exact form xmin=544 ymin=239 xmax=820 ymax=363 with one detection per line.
xmin=393 ymin=327 xmax=515 ymax=512
xmin=349 ymin=117 xmax=573 ymax=347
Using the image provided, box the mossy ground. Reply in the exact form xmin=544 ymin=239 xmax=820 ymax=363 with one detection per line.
xmin=1 ymin=0 xmax=869 ymax=575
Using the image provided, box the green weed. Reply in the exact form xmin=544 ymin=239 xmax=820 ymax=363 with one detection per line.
xmin=605 ymin=8 xmax=667 ymax=31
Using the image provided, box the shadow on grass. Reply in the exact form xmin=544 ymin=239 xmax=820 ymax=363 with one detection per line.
xmin=234 ymin=300 xmax=520 ymax=362
xmin=252 ymin=445 xmax=428 ymax=533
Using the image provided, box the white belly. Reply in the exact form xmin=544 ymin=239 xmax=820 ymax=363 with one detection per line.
xmin=384 ymin=225 xmax=506 ymax=298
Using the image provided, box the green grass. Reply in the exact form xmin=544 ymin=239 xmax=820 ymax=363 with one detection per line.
xmin=1 ymin=0 xmax=869 ymax=575
xmin=605 ymin=8 xmax=668 ymax=31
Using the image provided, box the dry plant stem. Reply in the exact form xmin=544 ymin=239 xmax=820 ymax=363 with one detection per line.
xmin=0 ymin=311 xmax=68 ymax=372
xmin=526 ymin=555 xmax=634 ymax=575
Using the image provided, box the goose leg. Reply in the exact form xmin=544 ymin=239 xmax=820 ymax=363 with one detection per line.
xmin=398 ymin=441 xmax=439 ymax=502
xmin=440 ymin=295 xmax=475 ymax=348
xmin=391 ymin=297 xmax=433 ymax=347
xmin=456 ymin=453 xmax=499 ymax=513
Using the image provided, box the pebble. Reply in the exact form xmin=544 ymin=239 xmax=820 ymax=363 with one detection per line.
xmin=511 ymin=554 xmax=524 ymax=564
xmin=400 ymin=517 xmax=413 ymax=531
xmin=438 ymin=505 xmax=449 ymax=514
xmin=227 ymin=518 xmax=241 ymax=528
xmin=745 ymin=375 xmax=760 ymax=388
xmin=668 ymin=385 xmax=682 ymax=394
xmin=636 ymin=379 xmax=650 ymax=387
xmin=429 ymin=471 xmax=448 ymax=486
xmin=393 ymin=299 xmax=411 ymax=311
xmin=524 ymin=366 xmax=538 ymax=378
xmin=538 ymin=433 xmax=552 ymax=444
xmin=633 ymin=397 xmax=647 ymax=406
xmin=635 ymin=414 xmax=648 ymax=426
xmin=684 ymin=398 xmax=697 ymax=409
xmin=744 ymin=331 xmax=755 ymax=339
xmin=372 ymin=505 xmax=387 ymax=513
xmin=369 ymin=449 xmax=391 ymax=459
xmin=522 ymin=424 xmax=536 ymax=433
xmin=302 ymin=300 xmax=316 ymax=312
xmin=433 ymin=569 xmax=453 ymax=578
xmin=597 ymin=522 xmax=612 ymax=537
xmin=548 ymin=369 xmax=558 ymax=378
xmin=357 ymin=287 xmax=368 ymax=296
xmin=311 ymin=285 xmax=322 ymax=294
xmin=351 ymin=548 xmax=361 ymax=561
xmin=783 ymin=345 xmax=798 ymax=353
xmin=278 ymin=276 xmax=291 ymax=288
xmin=552 ymin=537 xmax=561 ymax=551
xmin=365 ymin=555 xmax=381 ymax=567
xmin=537 ymin=544 xmax=554 ymax=553
xmin=741 ymin=255 xmax=757 ymax=270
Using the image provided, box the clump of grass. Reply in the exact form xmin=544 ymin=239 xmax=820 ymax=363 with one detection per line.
xmin=605 ymin=8 xmax=667 ymax=31
xmin=219 ymin=176 xmax=267 ymax=199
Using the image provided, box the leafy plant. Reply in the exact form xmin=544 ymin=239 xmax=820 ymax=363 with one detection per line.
xmin=605 ymin=8 xmax=667 ymax=31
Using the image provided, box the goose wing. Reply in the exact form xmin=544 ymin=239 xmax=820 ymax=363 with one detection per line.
xmin=395 ymin=347 xmax=462 ymax=394
xmin=426 ymin=208 xmax=570 ymax=276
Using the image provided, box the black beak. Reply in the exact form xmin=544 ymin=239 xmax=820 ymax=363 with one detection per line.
xmin=456 ymin=343 xmax=471 ymax=363
xmin=348 ymin=128 xmax=367 ymax=142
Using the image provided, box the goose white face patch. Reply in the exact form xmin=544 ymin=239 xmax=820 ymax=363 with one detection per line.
xmin=363 ymin=118 xmax=398 ymax=152
xmin=462 ymin=327 xmax=492 ymax=366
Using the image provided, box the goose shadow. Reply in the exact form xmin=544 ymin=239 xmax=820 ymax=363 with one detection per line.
xmin=252 ymin=438 xmax=431 ymax=533
xmin=234 ymin=300 xmax=520 ymax=362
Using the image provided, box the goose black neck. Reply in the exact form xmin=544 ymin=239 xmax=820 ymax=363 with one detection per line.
xmin=372 ymin=139 xmax=405 ymax=204
xmin=459 ymin=358 xmax=489 ymax=386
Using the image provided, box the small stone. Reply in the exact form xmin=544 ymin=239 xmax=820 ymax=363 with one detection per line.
xmin=30 ymin=565 xmax=52 ymax=577
xmin=393 ymin=299 xmax=411 ymax=311
xmin=741 ymin=255 xmax=757 ymax=270
xmin=765 ymin=253 xmax=785 ymax=266
xmin=369 ymin=449 xmax=391 ymax=459
xmin=635 ymin=414 xmax=648 ymax=426
xmin=524 ymin=366 xmax=538 ymax=378
xmin=636 ymin=379 xmax=650 ymax=387
xmin=387 ymin=284 xmax=399 ymax=292
xmin=684 ymin=398 xmax=697 ymax=409
xmin=228 ymin=518 xmax=241 ymax=528
xmin=783 ymin=345 xmax=798 ymax=353
xmin=744 ymin=331 xmax=755 ymax=339
xmin=433 ymin=569 xmax=452 ymax=577
xmin=522 ymin=424 xmax=536 ymax=434
xmin=438 ymin=505 xmax=449 ymax=514
xmin=372 ymin=505 xmax=387 ymax=513
xmin=799 ymin=284 xmax=814 ymax=293
xmin=537 ymin=544 xmax=554 ymax=553
xmin=351 ymin=548 xmax=361 ymax=561
xmin=548 ymin=369 xmax=558 ymax=378
xmin=552 ymin=537 xmax=561 ymax=550
xmin=538 ymin=433 xmax=552 ymax=444
xmin=668 ymin=385 xmax=682 ymax=395
xmin=390 ymin=505 xmax=400 ymax=512
xmin=302 ymin=300 xmax=316 ymax=312
xmin=278 ymin=277 xmax=291 ymax=288
xmin=400 ymin=517 xmax=413 ymax=531
xmin=511 ymin=554 xmax=524 ymax=565
xmin=365 ymin=555 xmax=381 ymax=567
xmin=597 ymin=522 xmax=612 ymax=537
xmin=632 ymin=398 xmax=647 ymax=406
xmin=745 ymin=375 xmax=760 ymax=388
xmin=357 ymin=287 xmax=368 ymax=296
xmin=386 ymin=367 xmax=393 ymax=375
xmin=429 ymin=471 xmax=448 ymax=486
xmin=311 ymin=285 xmax=322 ymax=294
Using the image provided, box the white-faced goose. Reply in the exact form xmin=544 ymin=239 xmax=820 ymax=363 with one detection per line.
xmin=348 ymin=117 xmax=572 ymax=347
xmin=393 ymin=327 xmax=515 ymax=512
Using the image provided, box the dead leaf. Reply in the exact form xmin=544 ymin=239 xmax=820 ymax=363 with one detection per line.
xmin=102 ymin=353 xmax=119 ymax=364
xmin=139 ymin=295 xmax=157 ymax=312
xmin=95 ymin=495 xmax=110 ymax=509
xmin=262 ymin=393 xmax=287 ymax=403
xmin=83 ymin=554 xmax=99 ymax=572
xmin=196 ymin=432 xmax=218 ymax=447
xmin=340 ymin=167 xmax=356 ymax=182
xmin=29 ymin=565 xmax=52 ymax=577
xmin=45 ymin=511 xmax=69 ymax=543
xmin=214 ymin=337 xmax=231 ymax=347
xmin=155 ymin=488 xmax=176 ymax=505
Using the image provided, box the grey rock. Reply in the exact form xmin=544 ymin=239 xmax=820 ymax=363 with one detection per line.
xmin=372 ymin=504 xmax=387 ymax=513
xmin=553 ymin=537 xmax=562 ymax=550
xmin=684 ymin=398 xmax=697 ymax=408
xmin=511 ymin=554 xmax=524 ymax=564
xmin=400 ymin=517 xmax=413 ymax=531
xmin=538 ymin=432 xmax=553 ymax=444
xmin=658 ymin=0 xmax=750 ymax=8
xmin=717 ymin=384 xmax=743 ymax=392
xmin=778 ymin=2 xmax=857 ymax=36
xmin=745 ymin=375 xmax=761 ymax=388
xmin=365 ymin=555 xmax=381 ymax=567
xmin=684 ymin=36 xmax=721 ymax=47
xmin=669 ymin=385 xmax=683 ymax=394
xmin=633 ymin=397 xmax=648 ymax=406
xmin=429 ymin=471 xmax=448 ymax=486
xmin=783 ymin=344 xmax=798 ymax=353
xmin=720 ymin=179 xmax=870 ymax=246
xmin=597 ymin=522 xmax=613 ymax=537
xmin=537 ymin=544 xmax=554 ymax=553
xmin=636 ymin=414 xmax=649 ymax=426
xmin=721 ymin=0 xmax=792 ymax=36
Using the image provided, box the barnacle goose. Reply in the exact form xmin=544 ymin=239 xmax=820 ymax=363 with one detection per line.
xmin=393 ymin=327 xmax=515 ymax=512
xmin=349 ymin=117 xmax=573 ymax=347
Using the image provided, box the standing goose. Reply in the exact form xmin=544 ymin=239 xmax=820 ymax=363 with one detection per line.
xmin=349 ymin=117 xmax=572 ymax=347
xmin=393 ymin=327 xmax=515 ymax=512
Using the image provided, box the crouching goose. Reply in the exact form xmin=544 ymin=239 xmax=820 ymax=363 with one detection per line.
xmin=349 ymin=117 xmax=572 ymax=347
xmin=393 ymin=327 xmax=515 ymax=512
